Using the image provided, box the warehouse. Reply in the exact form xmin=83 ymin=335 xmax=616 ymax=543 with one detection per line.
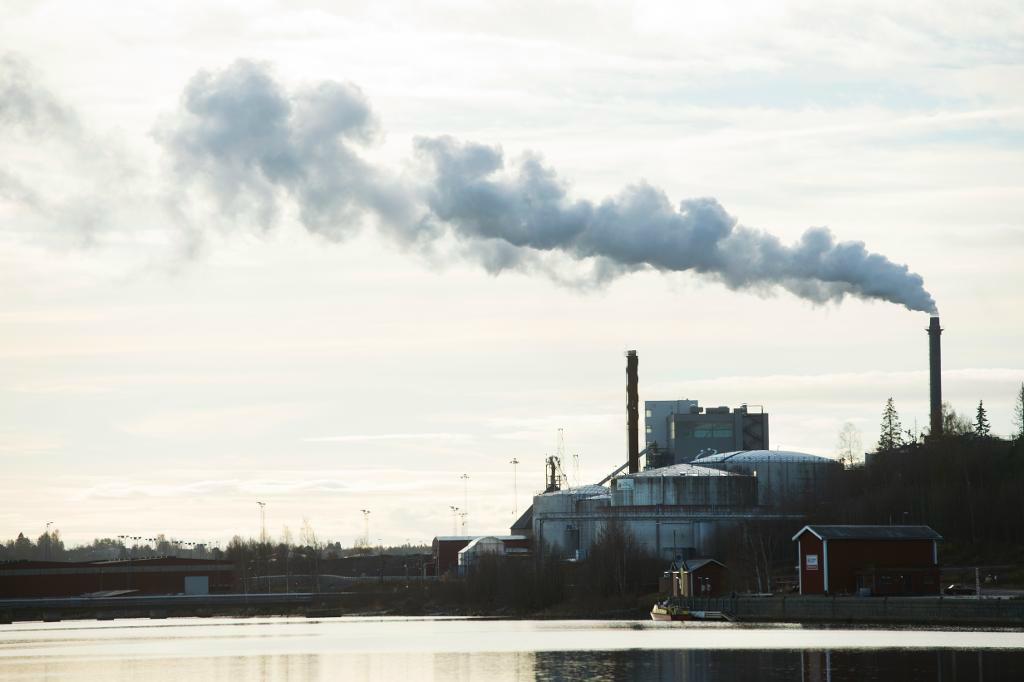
xmin=0 ymin=557 xmax=235 ymax=598
xmin=431 ymin=535 xmax=529 ymax=576
xmin=793 ymin=525 xmax=943 ymax=596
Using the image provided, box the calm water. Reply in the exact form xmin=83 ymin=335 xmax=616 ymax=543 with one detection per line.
xmin=2 ymin=617 xmax=1023 ymax=681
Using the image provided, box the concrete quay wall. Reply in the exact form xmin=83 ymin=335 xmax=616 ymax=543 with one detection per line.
xmin=681 ymin=595 xmax=1024 ymax=626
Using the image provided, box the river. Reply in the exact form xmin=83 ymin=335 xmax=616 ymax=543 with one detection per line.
xmin=2 ymin=617 xmax=1023 ymax=680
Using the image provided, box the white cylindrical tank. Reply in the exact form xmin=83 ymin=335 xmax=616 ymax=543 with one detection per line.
xmin=611 ymin=463 xmax=757 ymax=507
xmin=692 ymin=450 xmax=841 ymax=509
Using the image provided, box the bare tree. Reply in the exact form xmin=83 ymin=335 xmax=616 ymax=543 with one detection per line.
xmin=941 ymin=402 xmax=974 ymax=436
xmin=1013 ymin=383 xmax=1024 ymax=441
xmin=837 ymin=422 xmax=863 ymax=466
xmin=301 ymin=517 xmax=322 ymax=593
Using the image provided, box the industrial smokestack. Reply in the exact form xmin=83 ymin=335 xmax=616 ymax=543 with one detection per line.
xmin=626 ymin=350 xmax=639 ymax=474
xmin=928 ymin=317 xmax=943 ymax=437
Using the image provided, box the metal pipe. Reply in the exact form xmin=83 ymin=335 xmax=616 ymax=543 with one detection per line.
xmin=626 ymin=350 xmax=639 ymax=473
xmin=927 ymin=317 xmax=943 ymax=436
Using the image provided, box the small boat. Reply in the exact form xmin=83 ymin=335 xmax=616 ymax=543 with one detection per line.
xmin=651 ymin=602 xmax=731 ymax=622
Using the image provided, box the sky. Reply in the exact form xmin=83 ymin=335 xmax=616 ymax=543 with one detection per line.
xmin=2 ymin=0 xmax=1022 ymax=548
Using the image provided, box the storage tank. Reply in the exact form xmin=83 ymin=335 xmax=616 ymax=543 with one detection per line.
xmin=611 ymin=463 xmax=757 ymax=508
xmin=531 ymin=485 xmax=610 ymax=558
xmin=692 ymin=450 xmax=841 ymax=510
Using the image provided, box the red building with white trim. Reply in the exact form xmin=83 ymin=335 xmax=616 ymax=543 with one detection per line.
xmin=793 ymin=525 xmax=942 ymax=596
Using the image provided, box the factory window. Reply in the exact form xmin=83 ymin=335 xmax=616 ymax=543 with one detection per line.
xmin=646 ymin=426 xmax=652 ymax=434
xmin=645 ymin=409 xmax=652 ymax=418
xmin=681 ymin=422 xmax=733 ymax=439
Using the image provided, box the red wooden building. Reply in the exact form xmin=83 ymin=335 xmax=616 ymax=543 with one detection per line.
xmin=679 ymin=559 xmax=728 ymax=597
xmin=792 ymin=525 xmax=942 ymax=596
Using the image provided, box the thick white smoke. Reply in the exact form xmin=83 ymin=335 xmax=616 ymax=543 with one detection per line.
xmin=158 ymin=61 xmax=938 ymax=314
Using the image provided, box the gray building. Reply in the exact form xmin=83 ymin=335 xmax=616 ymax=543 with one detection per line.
xmin=645 ymin=399 xmax=698 ymax=450
xmin=665 ymin=404 xmax=768 ymax=464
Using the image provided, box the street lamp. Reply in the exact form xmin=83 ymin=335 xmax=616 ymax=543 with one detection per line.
xmin=44 ymin=521 xmax=54 ymax=560
xmin=510 ymin=459 xmax=520 ymax=520
xmin=459 ymin=474 xmax=470 ymax=535
xmin=449 ymin=506 xmax=459 ymax=536
xmin=360 ymin=510 xmax=371 ymax=547
xmin=257 ymin=502 xmax=267 ymax=544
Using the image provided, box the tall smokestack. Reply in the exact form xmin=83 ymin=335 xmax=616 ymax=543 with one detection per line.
xmin=928 ymin=317 xmax=943 ymax=437
xmin=626 ymin=350 xmax=639 ymax=474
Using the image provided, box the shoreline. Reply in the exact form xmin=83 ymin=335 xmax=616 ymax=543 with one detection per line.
xmin=4 ymin=592 xmax=1024 ymax=629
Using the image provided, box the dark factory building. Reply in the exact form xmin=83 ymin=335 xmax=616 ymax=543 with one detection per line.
xmin=793 ymin=525 xmax=942 ymax=596
xmin=0 ymin=557 xmax=235 ymax=598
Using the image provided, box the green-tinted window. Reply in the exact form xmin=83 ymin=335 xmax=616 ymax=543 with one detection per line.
xmin=681 ymin=422 xmax=733 ymax=439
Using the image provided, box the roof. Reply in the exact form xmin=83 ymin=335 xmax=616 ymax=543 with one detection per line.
xmin=681 ymin=558 xmax=726 ymax=572
xmin=792 ymin=525 xmax=943 ymax=542
xmin=433 ymin=536 xmax=478 ymax=543
xmin=694 ymin=450 xmax=836 ymax=464
xmin=624 ymin=463 xmax=738 ymax=478
xmin=458 ymin=536 xmax=500 ymax=554
xmin=538 ymin=484 xmax=610 ymax=497
xmin=511 ymin=505 xmax=533 ymax=531
xmin=434 ymin=535 xmax=527 ymax=543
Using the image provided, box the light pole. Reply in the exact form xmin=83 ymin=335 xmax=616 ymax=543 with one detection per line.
xmin=361 ymin=509 xmax=371 ymax=547
xmin=510 ymin=459 xmax=519 ymax=520
xmin=44 ymin=521 xmax=54 ymax=560
xmin=449 ymin=506 xmax=459 ymax=535
xmin=460 ymin=474 xmax=470 ymax=535
xmin=256 ymin=501 xmax=267 ymax=544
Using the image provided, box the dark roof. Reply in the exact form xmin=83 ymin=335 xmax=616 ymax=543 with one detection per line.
xmin=682 ymin=558 xmax=726 ymax=572
xmin=793 ymin=525 xmax=943 ymax=542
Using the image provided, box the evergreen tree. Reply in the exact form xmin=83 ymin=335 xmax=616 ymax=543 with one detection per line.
xmin=1013 ymin=383 xmax=1024 ymax=441
xmin=974 ymin=400 xmax=991 ymax=438
xmin=877 ymin=397 xmax=903 ymax=451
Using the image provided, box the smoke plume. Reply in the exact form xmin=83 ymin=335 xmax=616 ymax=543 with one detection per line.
xmin=159 ymin=61 xmax=938 ymax=313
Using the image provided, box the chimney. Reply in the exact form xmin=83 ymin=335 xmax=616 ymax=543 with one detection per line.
xmin=927 ymin=317 xmax=943 ymax=436
xmin=626 ymin=350 xmax=639 ymax=473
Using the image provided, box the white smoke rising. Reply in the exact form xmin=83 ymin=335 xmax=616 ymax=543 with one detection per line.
xmin=159 ymin=61 xmax=938 ymax=314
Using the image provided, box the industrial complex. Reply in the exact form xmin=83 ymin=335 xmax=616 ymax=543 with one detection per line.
xmin=432 ymin=316 xmax=959 ymax=600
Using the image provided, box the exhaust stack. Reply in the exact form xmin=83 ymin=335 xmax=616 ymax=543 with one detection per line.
xmin=928 ymin=317 xmax=943 ymax=436
xmin=626 ymin=350 xmax=639 ymax=473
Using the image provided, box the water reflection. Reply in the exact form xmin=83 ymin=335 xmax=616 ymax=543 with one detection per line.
xmin=1 ymin=619 xmax=1022 ymax=681
xmin=533 ymin=649 xmax=1020 ymax=682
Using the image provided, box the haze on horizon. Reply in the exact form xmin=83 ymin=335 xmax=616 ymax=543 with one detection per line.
xmin=2 ymin=0 xmax=1022 ymax=548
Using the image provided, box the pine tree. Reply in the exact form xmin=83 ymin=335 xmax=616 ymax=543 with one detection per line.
xmin=878 ymin=397 xmax=903 ymax=451
xmin=1013 ymin=383 xmax=1024 ymax=441
xmin=974 ymin=400 xmax=991 ymax=438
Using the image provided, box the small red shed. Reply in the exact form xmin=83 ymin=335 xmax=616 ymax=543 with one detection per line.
xmin=793 ymin=525 xmax=942 ymax=596
xmin=679 ymin=559 xmax=727 ymax=597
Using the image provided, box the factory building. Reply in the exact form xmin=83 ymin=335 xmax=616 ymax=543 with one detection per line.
xmin=645 ymin=400 xmax=769 ymax=465
xmin=692 ymin=450 xmax=842 ymax=510
xmin=530 ymin=467 xmax=796 ymax=563
xmin=645 ymin=400 xmax=698 ymax=451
